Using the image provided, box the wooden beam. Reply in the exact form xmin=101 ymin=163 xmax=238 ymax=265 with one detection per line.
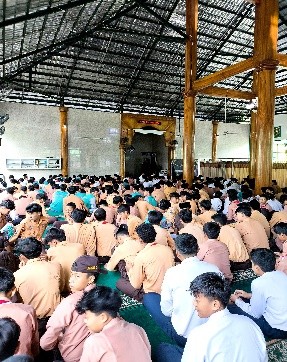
xmin=277 ymin=53 xmax=287 ymax=68
xmin=199 ymin=86 xmax=255 ymax=100
xmin=193 ymin=57 xmax=255 ymax=91
xmin=183 ymin=0 xmax=198 ymax=185
xmin=275 ymin=85 xmax=287 ymax=97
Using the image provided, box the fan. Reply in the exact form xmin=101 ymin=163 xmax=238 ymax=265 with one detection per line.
xmin=0 ymin=126 xmax=5 ymax=136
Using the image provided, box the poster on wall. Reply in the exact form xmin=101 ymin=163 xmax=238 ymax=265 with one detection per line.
xmin=274 ymin=126 xmax=282 ymax=140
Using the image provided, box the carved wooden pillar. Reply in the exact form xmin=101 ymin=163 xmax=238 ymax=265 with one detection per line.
xmin=183 ymin=0 xmax=198 ymax=186
xmin=212 ymin=121 xmax=219 ymax=162
xmin=249 ymin=71 xmax=258 ymax=179
xmin=59 ymin=106 xmax=68 ymax=176
xmin=119 ymin=145 xmax=125 ymax=178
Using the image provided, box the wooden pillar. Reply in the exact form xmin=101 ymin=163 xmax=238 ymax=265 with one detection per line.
xmin=59 ymin=106 xmax=68 ymax=176
xmin=168 ymin=146 xmax=175 ymax=178
xmin=253 ymin=0 xmax=279 ymax=194
xmin=249 ymin=70 xmax=258 ymax=179
xmin=119 ymin=146 xmax=125 ymax=178
xmin=212 ymin=121 xmax=219 ymax=162
xmin=183 ymin=0 xmax=198 ymax=186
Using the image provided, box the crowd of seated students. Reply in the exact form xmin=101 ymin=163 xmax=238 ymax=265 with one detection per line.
xmin=0 ymin=172 xmax=287 ymax=361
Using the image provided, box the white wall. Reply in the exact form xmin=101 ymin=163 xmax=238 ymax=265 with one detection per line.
xmin=174 ymin=119 xmax=250 ymax=160
xmin=274 ymin=114 xmax=287 ymax=139
xmin=0 ymin=102 xmax=120 ymax=179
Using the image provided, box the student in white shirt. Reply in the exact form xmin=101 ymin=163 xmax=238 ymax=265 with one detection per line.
xmin=229 ymin=248 xmax=287 ymax=339
xmin=143 ymin=234 xmax=220 ymax=346
xmin=157 ymin=272 xmax=267 ymax=362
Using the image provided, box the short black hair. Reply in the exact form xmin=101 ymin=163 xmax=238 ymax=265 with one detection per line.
xmin=147 ymin=210 xmax=163 ymax=225
xmin=113 ymin=196 xmax=123 ymax=205
xmin=76 ymin=285 xmax=122 ymax=318
xmin=14 ymin=237 xmax=42 ymax=259
xmin=203 ymin=222 xmax=220 ymax=239
xmin=0 ymin=317 xmax=21 ymax=360
xmin=71 ymin=209 xmax=87 ymax=223
xmin=249 ymin=199 xmax=260 ymax=211
xmin=0 ymin=268 xmax=15 ymax=293
xmin=179 ymin=209 xmax=192 ymax=223
xmin=273 ymin=222 xmax=287 ymax=236
xmin=44 ymin=227 xmax=66 ymax=245
xmin=93 ymin=208 xmax=106 ymax=221
xmin=115 ymin=224 xmax=129 ymax=239
xmin=175 ymin=233 xmax=198 ymax=255
xmin=235 ymin=204 xmax=252 ymax=217
xmin=250 ymin=248 xmax=276 ymax=272
xmin=199 ymin=200 xmax=212 ymax=211
xmin=117 ymin=204 xmax=130 ymax=214
xmin=169 ymin=192 xmax=180 ymax=199
xmin=158 ymin=199 xmax=171 ymax=210
xmin=135 ymin=223 xmax=156 ymax=243
xmin=189 ymin=272 xmax=231 ymax=308
xmin=67 ymin=186 xmax=77 ymax=194
xmin=211 ymin=213 xmax=227 ymax=226
xmin=66 ymin=202 xmax=76 ymax=209
xmin=26 ymin=203 xmax=42 ymax=214
xmin=0 ymin=200 xmax=15 ymax=210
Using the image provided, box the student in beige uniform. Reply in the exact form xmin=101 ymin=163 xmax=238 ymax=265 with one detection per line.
xmin=117 ymin=224 xmax=174 ymax=301
xmin=40 ymin=256 xmax=105 ymax=362
xmin=116 ymin=204 xmax=142 ymax=239
xmin=92 ymin=208 xmax=117 ymax=264
xmin=249 ymin=199 xmax=270 ymax=238
xmin=13 ymin=237 xmax=63 ymax=336
xmin=105 ymin=226 xmax=144 ymax=278
xmin=44 ymin=227 xmax=85 ymax=293
xmin=147 ymin=210 xmax=174 ymax=249
xmin=63 ymin=186 xmax=87 ymax=220
xmin=134 ymin=195 xmax=155 ymax=221
xmin=0 ymin=200 xmax=15 ymax=230
xmin=179 ymin=209 xmax=205 ymax=246
xmin=0 ymin=268 xmax=39 ymax=358
xmin=235 ymin=204 xmax=269 ymax=254
xmin=61 ymin=209 xmax=96 ymax=256
xmin=9 ymin=203 xmax=49 ymax=244
xmin=76 ymin=286 xmax=152 ymax=362
xmin=197 ymin=200 xmax=216 ymax=225
xmin=212 ymin=213 xmax=250 ymax=271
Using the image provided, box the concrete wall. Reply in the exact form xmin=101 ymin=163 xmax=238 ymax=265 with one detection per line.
xmin=174 ymin=119 xmax=250 ymax=161
xmin=0 ymin=102 xmax=120 ymax=179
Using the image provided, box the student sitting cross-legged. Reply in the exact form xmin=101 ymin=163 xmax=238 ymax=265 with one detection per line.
xmin=40 ymin=255 xmax=105 ymax=362
xmin=76 ymin=285 xmax=152 ymax=362
xmin=157 ymin=272 xmax=267 ymax=362
xmin=143 ymin=233 xmax=221 ymax=347
xmin=229 ymin=248 xmax=287 ymax=339
xmin=116 ymin=223 xmax=174 ymax=301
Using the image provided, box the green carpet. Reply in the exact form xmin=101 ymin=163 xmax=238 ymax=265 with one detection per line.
xmin=97 ymin=269 xmax=286 ymax=361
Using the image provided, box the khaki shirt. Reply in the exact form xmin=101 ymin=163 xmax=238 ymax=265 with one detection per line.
xmin=153 ymin=225 xmax=175 ymax=249
xmin=269 ymin=211 xmax=287 ymax=229
xmin=92 ymin=221 xmax=117 ymax=257
xmin=106 ymin=237 xmax=144 ymax=271
xmin=179 ymin=222 xmax=206 ymax=246
xmin=127 ymin=215 xmax=143 ymax=239
xmin=128 ymin=243 xmax=174 ymax=293
xmin=136 ymin=200 xmax=155 ymax=221
xmin=197 ymin=210 xmax=217 ymax=225
xmin=235 ymin=218 xmax=269 ymax=254
xmin=61 ymin=223 xmax=96 ymax=256
xmin=10 ymin=216 xmax=49 ymax=243
xmin=14 ymin=258 xmax=63 ymax=319
xmin=63 ymin=195 xmax=87 ymax=219
xmin=47 ymin=242 xmax=85 ymax=292
xmin=218 ymin=225 xmax=249 ymax=262
xmin=251 ymin=210 xmax=270 ymax=238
